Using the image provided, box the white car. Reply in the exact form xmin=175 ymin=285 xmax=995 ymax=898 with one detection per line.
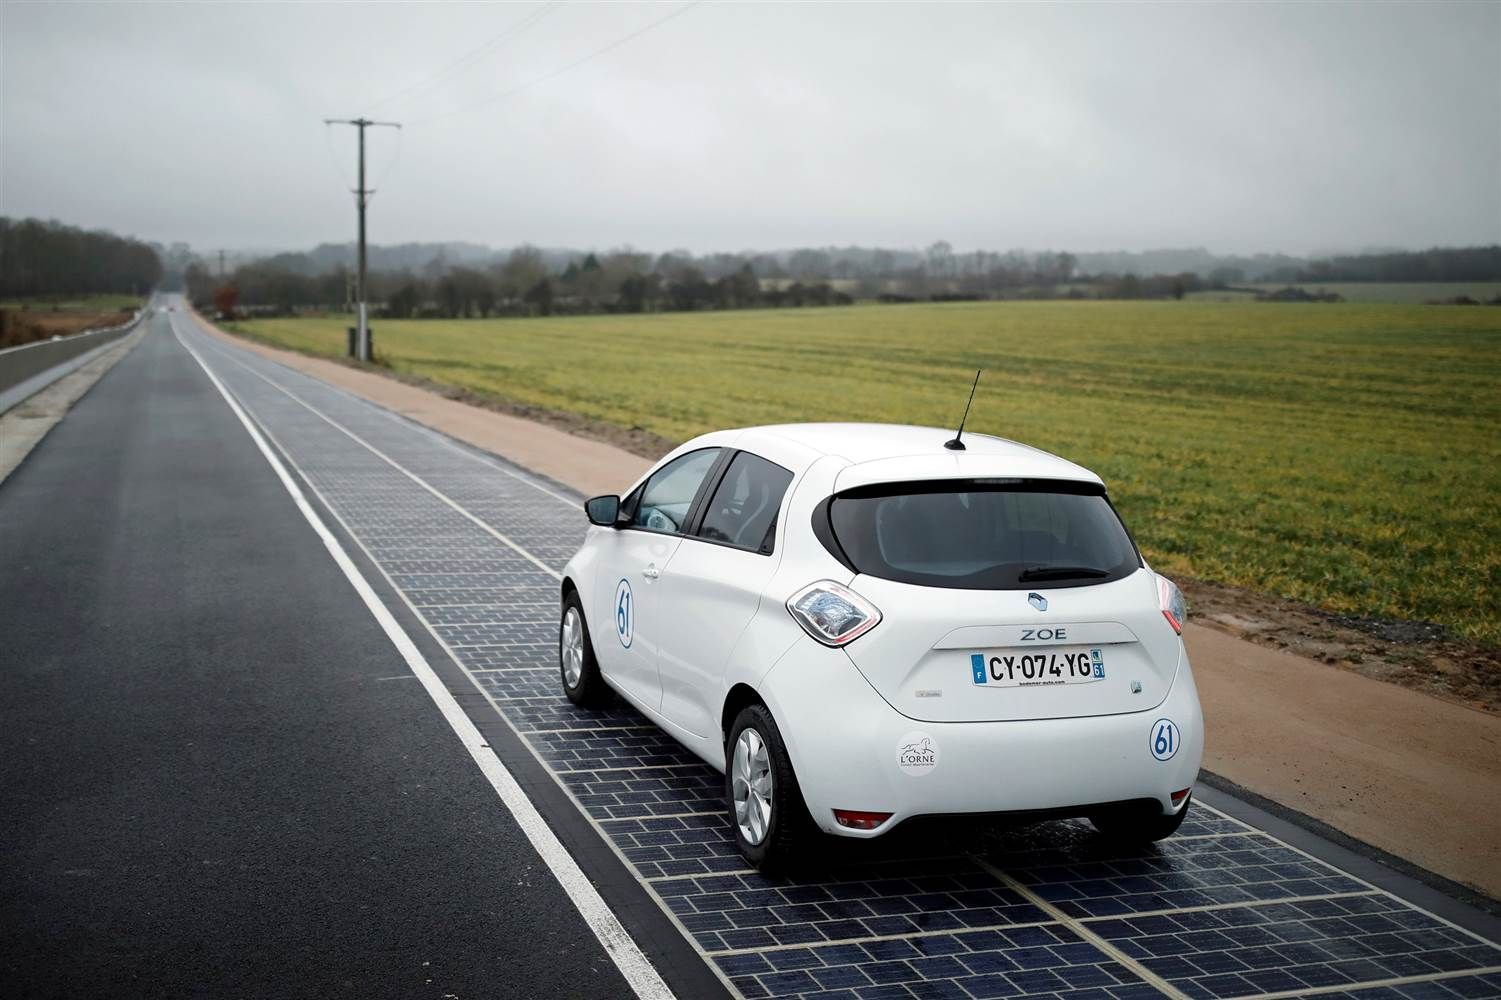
xmin=559 ymin=423 xmax=1203 ymax=870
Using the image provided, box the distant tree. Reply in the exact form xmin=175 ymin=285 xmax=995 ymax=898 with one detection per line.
xmin=386 ymin=282 xmax=422 ymax=318
xmin=617 ymin=273 xmax=661 ymax=313
xmin=213 ymin=285 xmax=239 ymax=319
xmin=925 ymin=241 xmax=953 ymax=279
xmin=0 ymin=217 xmax=163 ymax=300
xmin=726 ymin=263 xmax=760 ymax=308
xmin=1208 ymin=266 xmax=1245 ymax=288
xmin=525 ymin=277 xmax=554 ymax=316
xmin=184 ymin=262 xmax=215 ymax=305
xmin=497 ymin=246 xmax=548 ymax=305
xmin=788 ymin=248 xmax=832 ymax=280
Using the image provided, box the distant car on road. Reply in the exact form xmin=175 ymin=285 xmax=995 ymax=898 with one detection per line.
xmin=559 ymin=424 xmax=1202 ymax=870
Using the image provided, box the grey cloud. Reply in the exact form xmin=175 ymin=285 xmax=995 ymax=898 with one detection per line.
xmin=2 ymin=1 xmax=1496 ymax=254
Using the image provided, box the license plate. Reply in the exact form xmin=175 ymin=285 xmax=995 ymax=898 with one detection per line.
xmin=970 ymin=646 xmax=1105 ymax=687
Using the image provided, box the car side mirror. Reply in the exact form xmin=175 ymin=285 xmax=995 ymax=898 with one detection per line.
xmin=584 ymin=494 xmax=622 ymax=527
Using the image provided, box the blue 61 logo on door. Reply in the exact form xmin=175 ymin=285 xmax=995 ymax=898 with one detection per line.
xmin=1150 ymin=718 xmax=1180 ymax=761
xmin=614 ymin=579 xmax=634 ymax=648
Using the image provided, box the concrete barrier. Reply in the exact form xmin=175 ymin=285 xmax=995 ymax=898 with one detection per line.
xmin=0 ymin=313 xmax=145 ymax=389
xmin=0 ymin=312 xmax=144 ymax=410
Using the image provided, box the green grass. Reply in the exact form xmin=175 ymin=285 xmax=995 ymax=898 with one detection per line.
xmin=233 ymin=301 xmax=1501 ymax=644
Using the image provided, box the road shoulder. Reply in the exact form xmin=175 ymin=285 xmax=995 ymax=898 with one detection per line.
xmin=201 ymin=316 xmax=1501 ymax=903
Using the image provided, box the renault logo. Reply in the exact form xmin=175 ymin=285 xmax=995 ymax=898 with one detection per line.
xmin=1028 ymin=592 xmax=1048 ymax=612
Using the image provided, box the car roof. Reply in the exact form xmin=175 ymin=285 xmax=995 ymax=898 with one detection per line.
xmin=709 ymin=423 xmax=1103 ymax=489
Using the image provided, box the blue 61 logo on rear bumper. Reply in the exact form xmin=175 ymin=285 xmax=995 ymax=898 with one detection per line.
xmin=971 ymin=648 xmax=1105 ymax=686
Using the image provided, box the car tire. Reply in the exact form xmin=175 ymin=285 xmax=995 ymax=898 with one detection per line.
xmin=1089 ymin=794 xmax=1191 ymax=843
xmin=726 ymin=704 xmax=814 ymax=874
xmin=559 ymin=591 xmax=608 ymax=707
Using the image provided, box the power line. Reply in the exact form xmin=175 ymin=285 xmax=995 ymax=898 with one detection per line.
xmin=365 ymin=1 xmax=562 ymax=113
xmin=409 ymin=0 xmax=703 ymax=127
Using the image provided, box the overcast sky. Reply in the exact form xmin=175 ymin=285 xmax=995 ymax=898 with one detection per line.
xmin=2 ymin=1 xmax=1498 ymax=256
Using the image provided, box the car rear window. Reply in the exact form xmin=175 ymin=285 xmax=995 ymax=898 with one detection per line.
xmin=827 ymin=480 xmax=1140 ymax=589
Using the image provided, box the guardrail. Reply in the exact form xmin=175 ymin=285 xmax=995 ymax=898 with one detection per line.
xmin=0 ymin=311 xmax=145 ymax=404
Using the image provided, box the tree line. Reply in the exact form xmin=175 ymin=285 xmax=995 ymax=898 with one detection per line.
xmin=185 ymin=239 xmax=1501 ymax=317
xmin=188 ymin=247 xmax=856 ymax=318
xmin=1290 ymin=246 xmax=1501 ymax=283
xmin=0 ymin=217 xmax=163 ymax=300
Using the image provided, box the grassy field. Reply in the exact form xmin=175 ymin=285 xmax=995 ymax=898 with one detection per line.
xmin=0 ymin=295 xmax=140 ymax=348
xmin=233 ymin=301 xmax=1501 ymax=643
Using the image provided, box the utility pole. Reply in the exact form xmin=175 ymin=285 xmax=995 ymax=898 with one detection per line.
xmin=218 ymin=250 xmax=226 ymax=280
xmin=324 ymin=117 xmax=400 ymax=362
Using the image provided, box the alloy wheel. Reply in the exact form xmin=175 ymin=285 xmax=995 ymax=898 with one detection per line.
xmin=732 ymin=727 xmax=774 ymax=845
xmin=561 ymin=607 xmax=584 ymax=688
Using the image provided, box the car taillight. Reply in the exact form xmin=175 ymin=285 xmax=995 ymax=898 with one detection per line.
xmin=786 ymin=581 xmax=882 ymax=646
xmin=1157 ymin=573 xmax=1186 ymax=635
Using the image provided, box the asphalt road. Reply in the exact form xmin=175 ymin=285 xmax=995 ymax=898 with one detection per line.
xmin=0 ymin=312 xmax=630 ymax=999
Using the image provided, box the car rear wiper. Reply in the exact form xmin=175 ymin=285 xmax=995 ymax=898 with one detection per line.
xmin=1018 ymin=565 xmax=1111 ymax=582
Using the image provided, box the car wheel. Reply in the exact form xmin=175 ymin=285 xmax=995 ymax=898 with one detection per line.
xmin=559 ymin=591 xmax=608 ymax=707
xmin=726 ymin=703 xmax=814 ymax=874
xmin=1089 ymin=794 xmax=1191 ymax=842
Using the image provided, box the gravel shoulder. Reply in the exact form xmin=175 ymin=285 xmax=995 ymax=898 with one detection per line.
xmin=204 ymin=316 xmax=1501 ymax=901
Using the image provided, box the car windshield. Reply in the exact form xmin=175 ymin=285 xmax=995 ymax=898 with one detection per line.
xmin=828 ymin=480 xmax=1140 ymax=589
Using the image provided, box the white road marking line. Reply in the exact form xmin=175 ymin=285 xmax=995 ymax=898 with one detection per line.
xmin=523 ymin=724 xmax=660 ymax=734
xmin=172 ymin=322 xmax=676 ymax=1000
xmin=174 ymin=319 xmax=741 ymax=997
xmin=973 ymin=857 xmax=1191 ymax=1000
xmin=645 ymin=869 xmax=757 ymax=882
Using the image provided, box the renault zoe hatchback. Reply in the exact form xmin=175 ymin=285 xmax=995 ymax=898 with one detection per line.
xmin=559 ymin=424 xmax=1202 ymax=870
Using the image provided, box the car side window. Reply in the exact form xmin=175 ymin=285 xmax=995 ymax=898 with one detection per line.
xmin=697 ymin=451 xmax=794 ymax=554
xmin=629 ymin=448 xmax=720 ymax=535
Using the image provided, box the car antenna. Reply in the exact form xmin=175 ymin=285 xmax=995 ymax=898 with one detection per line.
xmin=943 ymin=369 xmax=982 ymax=451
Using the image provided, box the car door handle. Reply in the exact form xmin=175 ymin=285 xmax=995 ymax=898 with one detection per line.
xmin=641 ymin=563 xmax=660 ymax=580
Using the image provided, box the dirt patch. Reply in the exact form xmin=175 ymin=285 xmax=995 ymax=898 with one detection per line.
xmin=0 ymin=308 xmax=135 ymax=349
xmin=377 ymin=366 xmax=678 ymax=461
xmin=1182 ymin=576 xmax=1501 ymax=712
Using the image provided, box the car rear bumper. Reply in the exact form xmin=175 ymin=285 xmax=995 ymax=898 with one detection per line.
xmin=759 ymin=635 xmax=1204 ymax=837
